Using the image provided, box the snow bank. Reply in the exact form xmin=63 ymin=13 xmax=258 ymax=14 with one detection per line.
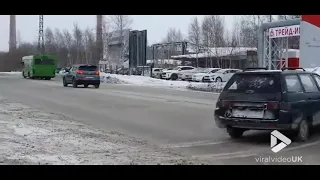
xmin=0 ymin=99 xmax=199 ymax=165
xmin=100 ymin=73 xmax=189 ymax=89
xmin=187 ymin=82 xmax=226 ymax=93
xmin=0 ymin=71 xmax=21 ymax=75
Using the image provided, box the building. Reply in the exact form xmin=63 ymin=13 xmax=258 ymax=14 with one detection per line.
xmin=171 ymin=47 xmax=258 ymax=69
xmin=105 ymin=29 xmax=130 ymax=69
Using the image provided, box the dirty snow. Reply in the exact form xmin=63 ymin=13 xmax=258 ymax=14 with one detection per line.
xmin=0 ymin=71 xmax=21 ymax=76
xmin=100 ymin=72 xmax=190 ymax=89
xmin=187 ymin=82 xmax=226 ymax=93
xmin=0 ymin=97 xmax=200 ymax=165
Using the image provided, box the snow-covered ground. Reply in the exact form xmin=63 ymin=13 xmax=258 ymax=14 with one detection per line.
xmin=0 ymin=97 xmax=200 ymax=165
xmin=0 ymin=71 xmax=21 ymax=76
xmin=100 ymin=72 xmax=190 ymax=90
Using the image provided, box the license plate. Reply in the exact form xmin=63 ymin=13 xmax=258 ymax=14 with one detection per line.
xmin=232 ymin=109 xmax=264 ymax=119
xmin=85 ymin=76 xmax=94 ymax=79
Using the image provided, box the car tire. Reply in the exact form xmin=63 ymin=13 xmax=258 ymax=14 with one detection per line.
xmin=295 ymin=119 xmax=310 ymax=142
xmin=226 ymin=127 xmax=244 ymax=139
xmin=216 ymin=77 xmax=222 ymax=82
xmin=94 ymin=84 xmax=100 ymax=89
xmin=84 ymin=84 xmax=88 ymax=88
xmin=171 ymin=74 xmax=178 ymax=80
xmin=63 ymin=78 xmax=68 ymax=87
xmin=45 ymin=77 xmax=51 ymax=80
xmin=72 ymin=79 xmax=78 ymax=88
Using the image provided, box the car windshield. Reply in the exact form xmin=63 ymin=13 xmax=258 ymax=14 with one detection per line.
xmin=201 ymin=69 xmax=216 ymax=73
xmin=215 ymin=69 xmax=226 ymax=74
xmin=224 ymin=74 xmax=280 ymax=93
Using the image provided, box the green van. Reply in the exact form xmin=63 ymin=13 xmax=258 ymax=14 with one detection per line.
xmin=22 ymin=55 xmax=58 ymax=80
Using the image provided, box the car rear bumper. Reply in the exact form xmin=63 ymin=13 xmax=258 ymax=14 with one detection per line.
xmin=75 ymin=79 xmax=100 ymax=85
xmin=214 ymin=115 xmax=298 ymax=130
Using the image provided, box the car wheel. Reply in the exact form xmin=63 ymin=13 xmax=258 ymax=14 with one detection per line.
xmin=72 ymin=79 xmax=78 ymax=88
xmin=63 ymin=78 xmax=68 ymax=87
xmin=216 ymin=77 xmax=222 ymax=82
xmin=84 ymin=84 xmax=89 ymax=88
xmin=171 ymin=74 xmax=178 ymax=80
xmin=94 ymin=84 xmax=100 ymax=89
xmin=45 ymin=77 xmax=51 ymax=80
xmin=295 ymin=119 xmax=310 ymax=142
xmin=226 ymin=127 xmax=245 ymax=139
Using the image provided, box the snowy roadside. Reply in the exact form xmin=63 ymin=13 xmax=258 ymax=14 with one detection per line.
xmin=0 ymin=97 xmax=202 ymax=165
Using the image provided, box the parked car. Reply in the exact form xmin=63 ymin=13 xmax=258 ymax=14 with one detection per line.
xmin=151 ymin=68 xmax=163 ymax=78
xmin=214 ymin=67 xmax=320 ymax=142
xmin=178 ymin=68 xmax=208 ymax=81
xmin=161 ymin=66 xmax=195 ymax=80
xmin=208 ymin=69 xmax=242 ymax=82
xmin=191 ymin=68 xmax=222 ymax=82
xmin=62 ymin=64 xmax=100 ymax=88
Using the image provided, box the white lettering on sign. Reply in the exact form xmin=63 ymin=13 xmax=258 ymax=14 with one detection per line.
xmin=269 ymin=25 xmax=300 ymax=39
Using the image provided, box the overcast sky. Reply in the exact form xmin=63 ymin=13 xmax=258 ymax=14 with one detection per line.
xmin=0 ymin=15 xmax=236 ymax=51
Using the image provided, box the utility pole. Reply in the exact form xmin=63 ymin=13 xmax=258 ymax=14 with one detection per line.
xmin=38 ymin=15 xmax=45 ymax=54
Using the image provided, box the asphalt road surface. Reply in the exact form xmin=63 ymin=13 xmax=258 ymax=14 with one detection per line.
xmin=1 ymin=74 xmax=320 ymax=165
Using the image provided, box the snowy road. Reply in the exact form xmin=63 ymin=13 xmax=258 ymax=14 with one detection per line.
xmin=1 ymin=74 xmax=320 ymax=165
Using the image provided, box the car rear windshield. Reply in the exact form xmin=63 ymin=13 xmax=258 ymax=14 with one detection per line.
xmin=34 ymin=59 xmax=55 ymax=65
xmin=79 ymin=65 xmax=97 ymax=71
xmin=224 ymin=74 xmax=281 ymax=93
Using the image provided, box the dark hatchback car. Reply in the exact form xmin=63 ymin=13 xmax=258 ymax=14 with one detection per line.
xmin=214 ymin=68 xmax=320 ymax=142
xmin=63 ymin=64 xmax=100 ymax=88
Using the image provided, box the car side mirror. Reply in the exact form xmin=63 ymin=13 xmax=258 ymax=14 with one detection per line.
xmin=178 ymin=69 xmax=181 ymax=71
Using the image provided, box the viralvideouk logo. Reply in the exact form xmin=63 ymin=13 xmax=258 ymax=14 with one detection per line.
xmin=270 ymin=130 xmax=292 ymax=153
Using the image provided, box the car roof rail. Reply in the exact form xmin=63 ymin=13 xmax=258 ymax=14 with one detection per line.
xmin=281 ymin=67 xmax=305 ymax=71
xmin=243 ymin=67 xmax=268 ymax=71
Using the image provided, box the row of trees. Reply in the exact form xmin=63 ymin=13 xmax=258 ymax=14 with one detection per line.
xmin=0 ymin=15 xmax=133 ymax=71
xmin=0 ymin=15 xmax=301 ymax=71
xmin=162 ymin=15 xmax=301 ymax=50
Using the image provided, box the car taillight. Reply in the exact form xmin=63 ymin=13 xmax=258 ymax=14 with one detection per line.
xmin=96 ymin=71 xmax=100 ymax=75
xmin=266 ymin=102 xmax=279 ymax=110
xmin=77 ymin=71 xmax=84 ymax=75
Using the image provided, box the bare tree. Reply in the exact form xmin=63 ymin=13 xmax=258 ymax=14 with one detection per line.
xmin=44 ymin=27 xmax=58 ymax=56
xmin=201 ymin=15 xmax=226 ymax=68
xmin=188 ymin=17 xmax=201 ymax=67
xmin=83 ymin=27 xmax=95 ymax=64
xmin=223 ymin=21 xmax=241 ymax=68
xmin=164 ymin=28 xmax=183 ymax=43
xmin=238 ymin=15 xmax=270 ymax=48
xmin=277 ymin=15 xmax=301 ymax=49
xmin=63 ymin=29 xmax=73 ymax=65
xmin=72 ymin=23 xmax=84 ymax=64
xmin=109 ymin=15 xmax=132 ymax=66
